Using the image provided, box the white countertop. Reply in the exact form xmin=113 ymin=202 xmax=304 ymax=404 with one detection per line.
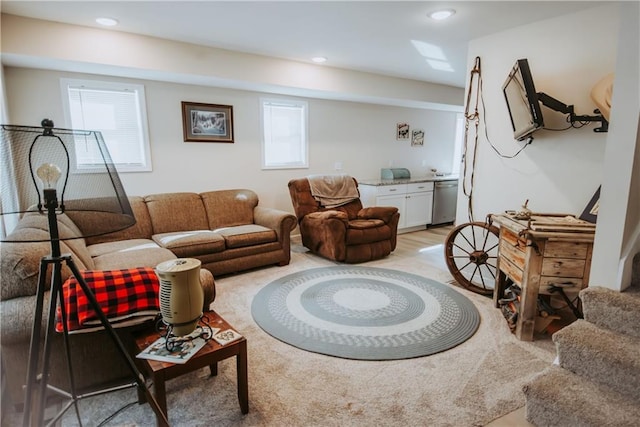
xmin=358 ymin=175 xmax=459 ymax=186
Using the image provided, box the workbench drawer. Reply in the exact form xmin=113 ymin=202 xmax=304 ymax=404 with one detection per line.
xmin=499 ymin=236 xmax=526 ymax=270
xmin=541 ymin=258 xmax=586 ymax=278
xmin=498 ymin=255 xmax=523 ymax=286
xmin=544 ymin=241 xmax=590 ymax=259
xmin=538 ymin=276 xmax=584 ymax=295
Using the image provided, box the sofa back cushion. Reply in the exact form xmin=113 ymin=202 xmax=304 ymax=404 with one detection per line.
xmin=13 ymin=212 xmax=94 ymax=269
xmin=84 ymin=197 xmax=154 ymax=245
xmin=144 ymin=193 xmax=209 ymax=234
xmin=200 ymin=189 xmax=257 ymax=229
xmin=1 ymin=223 xmax=91 ymax=300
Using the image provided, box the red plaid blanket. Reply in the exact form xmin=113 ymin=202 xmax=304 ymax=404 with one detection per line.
xmin=56 ymin=267 xmax=160 ymax=332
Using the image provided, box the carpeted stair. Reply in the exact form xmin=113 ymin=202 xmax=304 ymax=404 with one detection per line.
xmin=523 ymin=253 xmax=640 ymax=426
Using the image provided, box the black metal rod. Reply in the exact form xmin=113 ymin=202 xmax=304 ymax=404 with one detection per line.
xmin=21 ymin=259 xmax=48 ymax=427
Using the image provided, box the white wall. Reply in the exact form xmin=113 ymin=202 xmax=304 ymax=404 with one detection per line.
xmin=4 ymin=67 xmax=460 ymax=215
xmin=462 ymin=3 xmax=640 ymax=291
xmin=457 ymin=5 xmax=619 ymax=224
xmin=590 ymin=1 xmax=640 ymax=290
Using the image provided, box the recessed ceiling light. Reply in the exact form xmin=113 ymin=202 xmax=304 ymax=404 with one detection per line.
xmin=311 ymin=56 xmax=327 ymax=63
xmin=96 ymin=17 xmax=119 ymax=26
xmin=428 ymin=9 xmax=456 ymax=21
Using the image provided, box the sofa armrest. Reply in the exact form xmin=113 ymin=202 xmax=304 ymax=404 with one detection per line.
xmin=253 ymin=206 xmax=297 ymax=239
xmin=357 ymin=206 xmax=399 ymax=224
xmin=199 ymin=268 xmax=216 ymax=310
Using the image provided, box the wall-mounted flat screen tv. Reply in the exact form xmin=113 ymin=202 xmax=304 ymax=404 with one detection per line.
xmin=502 ymin=58 xmax=544 ymax=141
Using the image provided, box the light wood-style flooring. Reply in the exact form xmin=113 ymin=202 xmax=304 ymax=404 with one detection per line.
xmin=395 ymin=225 xmax=454 ymax=254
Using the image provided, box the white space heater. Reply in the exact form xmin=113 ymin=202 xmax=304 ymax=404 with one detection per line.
xmin=155 ymin=258 xmax=204 ymax=337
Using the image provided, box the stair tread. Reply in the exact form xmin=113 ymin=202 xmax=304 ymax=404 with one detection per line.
xmin=524 ymin=365 xmax=640 ymax=427
xmin=580 ymin=285 xmax=640 ymax=338
xmin=553 ymin=320 xmax=640 ymax=400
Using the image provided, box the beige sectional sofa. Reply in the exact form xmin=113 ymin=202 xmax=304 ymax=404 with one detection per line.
xmin=0 ymin=189 xmax=297 ymax=407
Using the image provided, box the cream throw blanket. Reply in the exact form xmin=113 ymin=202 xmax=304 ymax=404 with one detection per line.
xmin=307 ymin=174 xmax=359 ymax=208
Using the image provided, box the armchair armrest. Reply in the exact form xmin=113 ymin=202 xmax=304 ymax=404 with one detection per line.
xmin=306 ymin=210 xmax=349 ymax=225
xmin=357 ymin=206 xmax=399 ymax=224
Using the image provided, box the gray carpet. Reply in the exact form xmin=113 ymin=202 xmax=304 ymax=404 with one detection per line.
xmin=251 ymin=266 xmax=480 ymax=360
xmin=3 ymin=241 xmax=556 ymax=426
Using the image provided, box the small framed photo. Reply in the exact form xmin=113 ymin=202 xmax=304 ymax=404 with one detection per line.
xmin=182 ymin=102 xmax=234 ymax=143
xmin=397 ymin=123 xmax=410 ymax=140
xmin=411 ymin=129 xmax=425 ymax=146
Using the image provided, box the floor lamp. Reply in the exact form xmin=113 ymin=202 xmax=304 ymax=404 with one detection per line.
xmin=0 ymin=121 xmax=169 ymax=426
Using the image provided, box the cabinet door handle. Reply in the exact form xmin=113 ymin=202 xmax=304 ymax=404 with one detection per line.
xmin=389 ymin=189 xmax=397 ymax=192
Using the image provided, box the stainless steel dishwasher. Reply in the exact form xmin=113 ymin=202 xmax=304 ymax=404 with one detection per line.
xmin=432 ymin=180 xmax=458 ymax=225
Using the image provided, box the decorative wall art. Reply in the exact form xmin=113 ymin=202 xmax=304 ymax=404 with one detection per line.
xmin=396 ymin=123 xmax=410 ymax=140
xmin=579 ymin=186 xmax=600 ymax=223
xmin=411 ymin=129 xmax=425 ymax=146
xmin=182 ymin=102 xmax=234 ymax=143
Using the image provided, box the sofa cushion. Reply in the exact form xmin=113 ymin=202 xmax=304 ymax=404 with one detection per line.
xmin=200 ymin=189 xmax=257 ymax=229
xmin=346 ymin=223 xmax=392 ymax=245
xmin=152 ymin=231 xmax=225 ymax=257
xmin=144 ymin=193 xmax=209 ymax=234
xmin=90 ymin=241 xmax=176 ymax=271
xmin=214 ymin=224 xmax=277 ymax=249
xmin=88 ymin=239 xmax=161 ymax=257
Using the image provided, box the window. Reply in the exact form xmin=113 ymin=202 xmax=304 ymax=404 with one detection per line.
xmin=60 ymin=78 xmax=152 ymax=172
xmin=261 ymin=98 xmax=308 ymax=169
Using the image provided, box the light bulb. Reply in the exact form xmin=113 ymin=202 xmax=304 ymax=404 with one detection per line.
xmin=428 ymin=9 xmax=456 ymax=20
xmin=36 ymin=163 xmax=61 ymax=189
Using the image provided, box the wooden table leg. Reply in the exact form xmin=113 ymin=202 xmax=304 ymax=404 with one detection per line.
xmin=210 ymin=362 xmax=218 ymax=377
xmin=236 ymin=340 xmax=249 ymax=414
xmin=153 ymin=377 xmax=168 ymax=427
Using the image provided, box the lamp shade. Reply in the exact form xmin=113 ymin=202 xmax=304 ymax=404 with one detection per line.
xmin=1 ymin=122 xmax=136 ymax=242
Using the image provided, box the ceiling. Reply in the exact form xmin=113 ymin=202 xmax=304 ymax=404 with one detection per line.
xmin=1 ymin=1 xmax=606 ymax=88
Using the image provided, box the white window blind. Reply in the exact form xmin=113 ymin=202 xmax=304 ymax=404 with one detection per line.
xmin=261 ymin=98 xmax=308 ymax=169
xmin=61 ymin=78 xmax=152 ymax=172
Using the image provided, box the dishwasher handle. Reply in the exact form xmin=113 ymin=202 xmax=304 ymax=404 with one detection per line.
xmin=435 ymin=182 xmax=458 ymax=189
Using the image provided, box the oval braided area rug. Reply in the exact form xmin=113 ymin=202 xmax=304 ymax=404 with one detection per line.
xmin=251 ymin=266 xmax=480 ymax=360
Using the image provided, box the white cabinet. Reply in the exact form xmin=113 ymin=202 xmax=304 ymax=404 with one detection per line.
xmin=359 ymin=182 xmax=434 ymax=232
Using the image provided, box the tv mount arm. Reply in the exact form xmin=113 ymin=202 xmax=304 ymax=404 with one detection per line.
xmin=537 ymin=92 xmax=609 ymax=133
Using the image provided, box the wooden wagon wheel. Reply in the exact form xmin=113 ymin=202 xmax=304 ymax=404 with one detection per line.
xmin=444 ymin=221 xmax=500 ymax=296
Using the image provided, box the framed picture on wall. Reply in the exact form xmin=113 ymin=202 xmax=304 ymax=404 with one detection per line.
xmin=411 ymin=129 xmax=424 ymax=146
xmin=396 ymin=123 xmax=410 ymax=140
xmin=182 ymin=102 xmax=234 ymax=143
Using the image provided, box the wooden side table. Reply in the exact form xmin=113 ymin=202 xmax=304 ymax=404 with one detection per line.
xmin=134 ymin=311 xmax=248 ymax=424
xmin=491 ymin=213 xmax=595 ymax=341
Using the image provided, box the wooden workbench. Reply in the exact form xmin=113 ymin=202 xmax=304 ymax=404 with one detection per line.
xmin=490 ymin=213 xmax=596 ymax=341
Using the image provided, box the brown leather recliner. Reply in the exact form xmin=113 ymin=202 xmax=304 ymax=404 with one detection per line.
xmin=288 ymin=177 xmax=400 ymax=263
